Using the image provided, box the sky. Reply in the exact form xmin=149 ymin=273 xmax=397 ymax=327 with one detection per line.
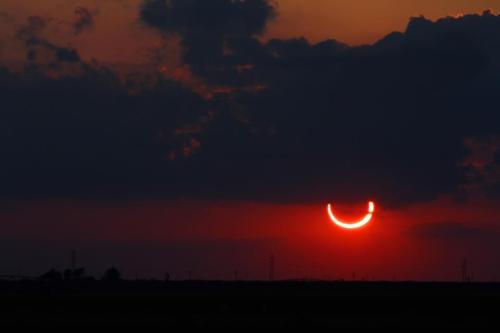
xmin=4 ymin=0 xmax=500 ymax=63
xmin=0 ymin=0 xmax=499 ymax=281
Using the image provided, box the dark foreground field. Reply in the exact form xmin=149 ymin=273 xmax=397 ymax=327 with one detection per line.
xmin=1 ymin=280 xmax=499 ymax=328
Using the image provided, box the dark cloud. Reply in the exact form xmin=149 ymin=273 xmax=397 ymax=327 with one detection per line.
xmin=1 ymin=9 xmax=500 ymax=206
xmin=140 ymin=0 xmax=276 ymax=85
xmin=0 ymin=62 xmax=206 ymax=198
xmin=74 ymin=7 xmax=95 ymax=35
xmin=16 ymin=15 xmax=48 ymax=39
xmin=409 ymin=222 xmax=499 ymax=240
xmin=460 ymin=135 xmax=500 ymax=197
xmin=140 ymin=0 xmax=275 ymax=38
xmin=24 ymin=36 xmax=81 ymax=63
xmin=16 ymin=16 xmax=81 ymax=64
xmin=163 ymin=11 xmax=500 ymax=205
xmin=56 ymin=48 xmax=80 ymax=62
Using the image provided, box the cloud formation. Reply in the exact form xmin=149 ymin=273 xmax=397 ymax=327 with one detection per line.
xmin=0 ymin=6 xmax=499 ymax=206
xmin=17 ymin=15 xmax=81 ymax=64
xmin=141 ymin=0 xmax=276 ymax=85
xmin=74 ymin=7 xmax=96 ymax=35
xmin=150 ymin=10 xmax=499 ymax=206
xmin=409 ymin=221 xmax=499 ymax=240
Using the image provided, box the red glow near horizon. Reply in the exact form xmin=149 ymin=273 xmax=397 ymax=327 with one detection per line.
xmin=327 ymin=201 xmax=375 ymax=230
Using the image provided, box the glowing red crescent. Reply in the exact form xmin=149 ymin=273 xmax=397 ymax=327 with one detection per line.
xmin=327 ymin=201 xmax=375 ymax=230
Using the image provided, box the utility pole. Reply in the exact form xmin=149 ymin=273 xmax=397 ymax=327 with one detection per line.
xmin=461 ymin=258 xmax=468 ymax=282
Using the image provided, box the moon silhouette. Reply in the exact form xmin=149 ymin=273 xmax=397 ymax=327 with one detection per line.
xmin=327 ymin=201 xmax=375 ymax=230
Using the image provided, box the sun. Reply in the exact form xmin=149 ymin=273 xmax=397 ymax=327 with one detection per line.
xmin=327 ymin=201 xmax=375 ymax=230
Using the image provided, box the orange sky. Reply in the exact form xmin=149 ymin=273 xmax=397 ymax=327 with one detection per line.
xmin=268 ymin=0 xmax=500 ymax=44
xmin=2 ymin=0 xmax=500 ymax=64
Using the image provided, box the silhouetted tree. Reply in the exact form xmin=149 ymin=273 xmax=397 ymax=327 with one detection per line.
xmin=73 ymin=267 xmax=86 ymax=278
xmin=64 ymin=269 xmax=72 ymax=281
xmin=39 ymin=269 xmax=63 ymax=282
xmin=64 ymin=267 xmax=87 ymax=281
xmin=102 ymin=267 xmax=121 ymax=282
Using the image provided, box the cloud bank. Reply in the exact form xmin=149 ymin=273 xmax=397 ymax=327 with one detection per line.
xmin=0 ymin=3 xmax=499 ymax=206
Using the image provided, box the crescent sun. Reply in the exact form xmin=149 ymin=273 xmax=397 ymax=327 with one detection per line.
xmin=327 ymin=201 xmax=375 ymax=230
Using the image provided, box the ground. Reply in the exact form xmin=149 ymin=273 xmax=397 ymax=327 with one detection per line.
xmin=0 ymin=280 xmax=499 ymax=328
